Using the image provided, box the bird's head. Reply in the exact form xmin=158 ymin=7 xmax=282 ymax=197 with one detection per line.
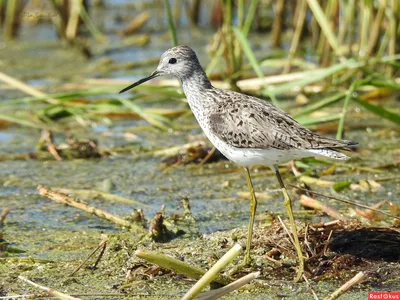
xmin=119 ymin=45 xmax=200 ymax=93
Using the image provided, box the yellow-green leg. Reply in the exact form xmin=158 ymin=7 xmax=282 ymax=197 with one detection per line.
xmin=273 ymin=166 xmax=304 ymax=282
xmin=243 ymin=167 xmax=258 ymax=265
xmin=229 ymin=167 xmax=258 ymax=275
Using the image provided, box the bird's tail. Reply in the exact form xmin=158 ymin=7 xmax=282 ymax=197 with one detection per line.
xmin=307 ymin=148 xmax=350 ymax=160
xmin=338 ymin=139 xmax=358 ymax=151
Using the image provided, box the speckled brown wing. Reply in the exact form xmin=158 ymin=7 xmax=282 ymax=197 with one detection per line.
xmin=207 ymin=91 xmax=356 ymax=150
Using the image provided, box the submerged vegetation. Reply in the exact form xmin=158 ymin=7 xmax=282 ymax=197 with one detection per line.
xmin=0 ymin=0 xmax=400 ymax=299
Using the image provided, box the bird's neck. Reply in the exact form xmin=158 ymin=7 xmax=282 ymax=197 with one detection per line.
xmin=180 ymin=68 xmax=216 ymax=120
xmin=181 ymin=68 xmax=212 ymax=96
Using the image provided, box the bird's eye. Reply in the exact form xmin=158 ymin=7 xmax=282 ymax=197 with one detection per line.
xmin=169 ymin=58 xmax=177 ymax=64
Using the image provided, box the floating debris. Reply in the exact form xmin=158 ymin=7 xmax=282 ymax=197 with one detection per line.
xmin=36 ymin=132 xmax=102 ymax=160
xmin=148 ymin=211 xmax=185 ymax=242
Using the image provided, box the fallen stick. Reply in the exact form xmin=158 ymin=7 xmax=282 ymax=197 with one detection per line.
xmin=198 ymin=146 xmax=216 ymax=166
xmin=41 ymin=130 xmax=62 ymax=161
xmin=18 ymin=276 xmax=81 ymax=300
xmin=120 ymin=11 xmax=150 ymax=35
xmin=52 ymin=187 xmax=149 ymax=207
xmin=299 ymin=195 xmax=347 ymax=221
xmin=277 ymin=216 xmax=296 ymax=250
xmin=289 ymin=184 xmax=400 ymax=220
xmin=70 ymin=240 xmax=107 ymax=276
xmin=38 ymin=185 xmax=147 ymax=233
xmin=0 ymin=208 xmax=10 ymax=226
xmin=195 ymin=271 xmax=260 ymax=300
xmin=324 ymin=271 xmax=365 ymax=300
xmin=182 ymin=244 xmax=242 ymax=300
xmin=135 ymin=249 xmax=231 ymax=286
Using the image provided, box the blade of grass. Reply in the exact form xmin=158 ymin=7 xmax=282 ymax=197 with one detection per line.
xmin=387 ymin=0 xmax=397 ymax=76
xmin=336 ymin=81 xmax=357 ymax=139
xmin=256 ymin=54 xmax=400 ymax=96
xmin=0 ymin=86 xmax=151 ymax=107
xmin=0 ymin=71 xmax=60 ymax=104
xmin=4 ymin=0 xmax=17 ymax=40
xmin=366 ymin=0 xmax=387 ymax=57
xmin=163 ymin=0 xmax=178 ymax=46
xmin=293 ymin=92 xmax=346 ymax=118
xmin=338 ymin=0 xmax=355 ymax=46
xmin=368 ymin=79 xmax=400 ymax=90
xmin=65 ymin=0 xmax=81 ymax=40
xmin=358 ymin=0 xmax=372 ymax=58
xmin=78 ymin=1 xmax=108 ymax=42
xmin=0 ymin=86 xmax=117 ymax=106
xmin=266 ymin=60 xmax=361 ymax=95
xmin=307 ymin=0 xmax=342 ymax=58
xmin=242 ymin=0 xmax=259 ymax=37
xmin=233 ymin=27 xmax=279 ymax=106
xmin=260 ymin=58 xmax=316 ymax=70
xmin=352 ymin=97 xmax=400 ymax=126
xmin=380 ymin=54 xmax=400 ymax=63
xmin=116 ymin=96 xmax=170 ymax=129
xmin=205 ymin=44 xmax=225 ymax=76
xmin=233 ymin=28 xmax=264 ymax=80
xmin=296 ymin=113 xmax=342 ymax=126
xmin=0 ymin=114 xmax=50 ymax=129
xmin=224 ymin=0 xmax=237 ymax=79
xmin=283 ymin=0 xmax=307 ymax=73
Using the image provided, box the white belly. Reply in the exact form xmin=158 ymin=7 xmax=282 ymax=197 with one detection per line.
xmin=204 ymin=129 xmax=310 ymax=167
xmin=204 ymin=128 xmax=349 ymax=166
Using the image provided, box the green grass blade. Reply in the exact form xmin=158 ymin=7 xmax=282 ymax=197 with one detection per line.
xmin=261 ymin=54 xmax=400 ymax=97
xmin=380 ymin=54 xmax=400 ymax=63
xmin=233 ymin=27 xmax=264 ymax=79
xmin=307 ymin=0 xmax=341 ymax=56
xmin=296 ymin=113 xmax=342 ymax=126
xmin=163 ymin=0 xmax=178 ymax=46
xmin=78 ymin=1 xmax=108 ymax=42
xmin=352 ymin=97 xmax=400 ymax=126
xmin=368 ymin=80 xmax=400 ymax=90
xmin=293 ymin=92 xmax=346 ymax=118
xmin=242 ymin=0 xmax=259 ymax=37
xmin=233 ymin=27 xmax=280 ymax=106
xmin=266 ymin=60 xmax=360 ymax=96
xmin=205 ymin=45 xmax=225 ymax=76
xmin=336 ymin=82 xmax=357 ymax=139
xmin=116 ymin=96 xmax=170 ymax=129
xmin=0 ymin=114 xmax=50 ymax=129
xmin=0 ymin=87 xmax=116 ymax=106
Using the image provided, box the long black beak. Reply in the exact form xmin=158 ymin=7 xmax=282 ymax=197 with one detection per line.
xmin=119 ymin=70 xmax=161 ymax=94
